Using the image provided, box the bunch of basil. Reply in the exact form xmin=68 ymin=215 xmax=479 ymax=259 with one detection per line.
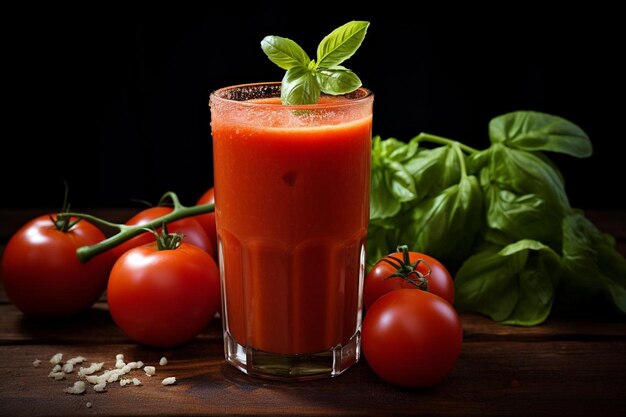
xmin=368 ymin=111 xmax=626 ymax=325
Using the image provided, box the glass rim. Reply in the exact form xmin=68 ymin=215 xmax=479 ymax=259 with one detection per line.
xmin=210 ymin=82 xmax=373 ymax=110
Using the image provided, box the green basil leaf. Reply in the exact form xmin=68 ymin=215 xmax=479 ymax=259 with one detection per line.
xmin=374 ymin=137 xmax=419 ymax=168
xmin=369 ymin=137 xmax=420 ymax=223
xmin=455 ymin=245 xmax=523 ymax=321
xmin=559 ymin=211 xmax=626 ymax=313
xmin=371 ymin=137 xmax=401 ymax=219
xmin=399 ymin=175 xmax=483 ymax=270
xmin=384 ymin=161 xmax=416 ymax=203
xmin=403 ymin=146 xmax=461 ymax=203
xmin=389 ymin=138 xmax=419 ymax=162
xmin=455 ymin=240 xmax=561 ymax=326
xmin=377 ymin=137 xmax=408 ymax=159
xmin=466 ymin=149 xmax=490 ymax=175
xmin=261 ymin=35 xmax=311 ymax=70
xmin=315 ymin=68 xmax=362 ymax=95
xmin=440 ymin=145 xmax=464 ymax=188
xmin=371 ymin=135 xmax=383 ymax=159
xmin=280 ymin=66 xmax=320 ymax=105
xmin=489 ymin=111 xmax=592 ymax=158
xmin=370 ymin=162 xmax=401 ymax=220
xmin=480 ymin=144 xmax=570 ymax=248
xmin=316 ymin=21 xmax=370 ymax=68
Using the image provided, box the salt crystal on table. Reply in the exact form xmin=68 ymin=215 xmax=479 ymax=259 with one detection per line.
xmin=161 ymin=377 xmax=176 ymax=386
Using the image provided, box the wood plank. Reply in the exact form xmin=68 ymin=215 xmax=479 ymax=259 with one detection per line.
xmin=461 ymin=313 xmax=626 ymax=341
xmin=0 ymin=301 xmax=624 ymax=345
xmin=0 ymin=303 xmax=223 ymax=345
xmin=0 ymin=340 xmax=624 ymax=416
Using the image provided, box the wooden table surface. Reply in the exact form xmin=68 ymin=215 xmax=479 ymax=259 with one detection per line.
xmin=0 ymin=209 xmax=625 ymax=417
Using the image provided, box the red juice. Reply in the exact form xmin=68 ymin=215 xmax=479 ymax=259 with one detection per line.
xmin=210 ymin=83 xmax=373 ymax=379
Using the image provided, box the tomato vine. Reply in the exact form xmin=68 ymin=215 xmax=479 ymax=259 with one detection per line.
xmin=59 ymin=191 xmax=214 ymax=262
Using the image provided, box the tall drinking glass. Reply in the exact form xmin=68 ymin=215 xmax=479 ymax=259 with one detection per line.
xmin=210 ymin=82 xmax=373 ymax=380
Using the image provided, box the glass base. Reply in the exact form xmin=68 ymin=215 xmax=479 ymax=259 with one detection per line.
xmin=223 ymin=330 xmax=360 ymax=381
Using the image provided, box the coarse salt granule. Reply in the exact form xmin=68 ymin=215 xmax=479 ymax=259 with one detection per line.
xmin=144 ymin=366 xmax=156 ymax=376
xmin=78 ymin=362 xmax=104 ymax=376
xmin=126 ymin=361 xmax=140 ymax=369
xmin=33 ymin=359 xmax=42 ymax=367
xmin=85 ymin=375 xmax=100 ymax=384
xmin=64 ymin=381 xmax=86 ymax=395
xmin=95 ymin=368 xmax=124 ymax=384
xmin=106 ymin=371 xmax=122 ymax=383
xmin=48 ymin=371 xmax=65 ymax=380
xmin=132 ymin=378 xmax=142 ymax=386
xmin=51 ymin=364 xmax=62 ymax=373
xmin=119 ymin=378 xmax=132 ymax=387
xmin=159 ymin=357 xmax=168 ymax=366
xmin=50 ymin=353 xmax=63 ymax=364
xmin=66 ymin=356 xmax=86 ymax=365
xmin=136 ymin=361 xmax=144 ymax=368
xmin=62 ymin=363 xmax=74 ymax=373
xmin=86 ymin=402 xmax=93 ymax=408
xmin=115 ymin=354 xmax=124 ymax=361
xmin=161 ymin=377 xmax=176 ymax=386
xmin=93 ymin=382 xmax=107 ymax=392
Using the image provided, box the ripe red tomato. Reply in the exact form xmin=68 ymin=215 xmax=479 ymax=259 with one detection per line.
xmin=111 ymin=207 xmax=214 ymax=260
xmin=362 ymin=289 xmax=463 ymax=388
xmin=107 ymin=242 xmax=220 ymax=348
xmin=364 ymin=248 xmax=454 ymax=310
xmin=1 ymin=215 xmax=114 ymax=317
xmin=195 ymin=188 xmax=217 ymax=260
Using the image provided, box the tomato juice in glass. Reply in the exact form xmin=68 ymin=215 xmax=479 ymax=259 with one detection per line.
xmin=210 ymin=82 xmax=373 ymax=380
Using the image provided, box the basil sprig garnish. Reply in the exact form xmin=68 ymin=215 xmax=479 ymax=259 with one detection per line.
xmin=261 ymin=21 xmax=369 ymax=105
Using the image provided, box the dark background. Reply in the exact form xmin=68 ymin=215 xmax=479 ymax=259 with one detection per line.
xmin=4 ymin=5 xmax=624 ymax=209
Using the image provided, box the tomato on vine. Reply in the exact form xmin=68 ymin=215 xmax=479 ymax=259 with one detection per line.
xmin=1 ymin=190 xmax=114 ymax=317
xmin=107 ymin=226 xmax=220 ymax=348
xmin=364 ymin=245 xmax=454 ymax=310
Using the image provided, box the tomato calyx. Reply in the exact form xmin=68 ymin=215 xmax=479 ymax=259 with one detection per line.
xmin=51 ymin=213 xmax=81 ymax=233
xmin=144 ymin=223 xmax=185 ymax=251
xmin=380 ymin=245 xmax=432 ymax=291
xmin=50 ymin=182 xmax=81 ymax=233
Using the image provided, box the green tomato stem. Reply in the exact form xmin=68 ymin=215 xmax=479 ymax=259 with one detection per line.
xmin=59 ymin=212 xmax=129 ymax=231
xmin=413 ymin=133 xmax=479 ymax=154
xmin=147 ymin=223 xmax=185 ymax=251
xmin=396 ymin=245 xmax=412 ymax=265
xmin=62 ymin=193 xmax=214 ymax=263
xmin=51 ymin=180 xmax=79 ymax=233
xmin=381 ymin=245 xmax=431 ymax=292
